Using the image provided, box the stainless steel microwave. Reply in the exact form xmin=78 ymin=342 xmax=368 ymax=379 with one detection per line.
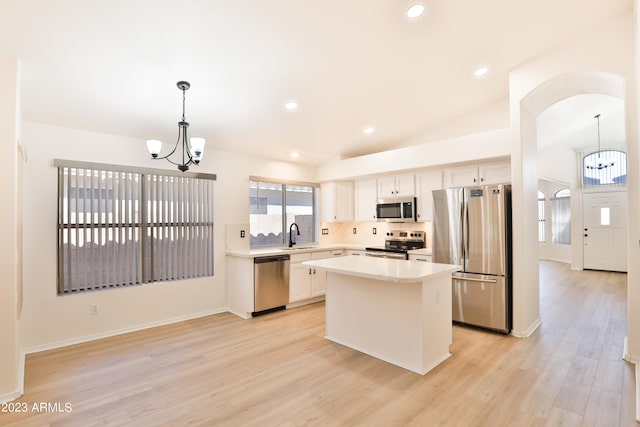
xmin=376 ymin=197 xmax=417 ymax=222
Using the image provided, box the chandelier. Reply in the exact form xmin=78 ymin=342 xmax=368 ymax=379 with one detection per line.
xmin=585 ymin=113 xmax=615 ymax=170
xmin=146 ymin=81 xmax=206 ymax=172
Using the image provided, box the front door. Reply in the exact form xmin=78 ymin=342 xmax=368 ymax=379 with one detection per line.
xmin=582 ymin=191 xmax=627 ymax=272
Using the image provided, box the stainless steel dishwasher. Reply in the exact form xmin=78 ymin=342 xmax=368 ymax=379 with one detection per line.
xmin=253 ymin=254 xmax=290 ymax=316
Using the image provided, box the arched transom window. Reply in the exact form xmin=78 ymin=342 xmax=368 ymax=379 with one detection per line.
xmin=582 ymin=150 xmax=627 ymax=187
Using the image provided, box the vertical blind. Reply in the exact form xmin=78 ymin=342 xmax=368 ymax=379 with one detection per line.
xmin=56 ymin=160 xmax=215 ymax=295
xmin=551 ymin=196 xmax=571 ymax=245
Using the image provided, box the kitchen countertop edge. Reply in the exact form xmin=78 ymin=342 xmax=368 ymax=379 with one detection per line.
xmin=226 ymin=243 xmax=368 ymax=258
xmin=303 ymin=256 xmax=460 ymax=283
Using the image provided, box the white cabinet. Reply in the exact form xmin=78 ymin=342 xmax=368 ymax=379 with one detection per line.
xmin=408 ymin=253 xmax=432 ymax=262
xmin=289 ymin=250 xmax=343 ymax=303
xmin=479 ymin=162 xmax=511 ymax=185
xmin=444 ymin=161 xmax=510 ymax=187
xmin=289 ymin=254 xmax=313 ymax=302
xmin=415 ymin=170 xmax=443 ymax=222
xmin=355 ymin=179 xmax=378 ymax=222
xmin=445 ymin=165 xmax=478 ymax=187
xmin=377 ymin=174 xmax=415 ymax=198
xmin=321 ymin=181 xmax=354 ymax=222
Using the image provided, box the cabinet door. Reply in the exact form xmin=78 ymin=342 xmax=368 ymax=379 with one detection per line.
xmin=416 ymin=170 xmax=442 ymax=222
xmin=311 ymin=268 xmax=326 ymax=297
xmin=355 ymin=179 xmax=378 ymax=221
xmin=320 ymin=182 xmax=336 ymax=223
xmin=321 ymin=182 xmax=354 ymax=222
xmin=445 ymin=165 xmax=479 ymax=187
xmin=479 ymin=162 xmax=511 ymax=184
xmin=395 ymin=174 xmax=415 ymax=197
xmin=289 ymin=264 xmax=312 ymax=302
xmin=334 ymin=182 xmax=354 ymax=221
xmin=377 ymin=176 xmax=397 ymax=198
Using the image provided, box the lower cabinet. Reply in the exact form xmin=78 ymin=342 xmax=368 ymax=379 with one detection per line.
xmin=289 ymin=250 xmax=343 ymax=303
xmin=408 ymin=253 xmax=432 ymax=262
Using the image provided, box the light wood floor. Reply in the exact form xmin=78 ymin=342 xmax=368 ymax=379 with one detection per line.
xmin=2 ymin=261 xmax=637 ymax=426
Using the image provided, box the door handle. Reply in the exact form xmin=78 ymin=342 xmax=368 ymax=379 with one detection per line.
xmin=452 ymin=276 xmax=497 ymax=283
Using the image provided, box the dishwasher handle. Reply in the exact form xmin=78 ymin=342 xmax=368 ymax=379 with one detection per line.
xmin=254 ymin=255 xmax=291 ymax=264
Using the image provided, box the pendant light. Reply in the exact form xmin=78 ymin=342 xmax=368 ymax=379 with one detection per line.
xmin=586 ymin=113 xmax=615 ymax=170
xmin=146 ymin=81 xmax=206 ymax=172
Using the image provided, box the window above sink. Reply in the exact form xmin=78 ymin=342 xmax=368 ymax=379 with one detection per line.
xmin=249 ymin=178 xmax=319 ymax=249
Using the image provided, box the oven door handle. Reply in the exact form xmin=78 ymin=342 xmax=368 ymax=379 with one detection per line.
xmin=365 ymin=251 xmax=406 ymax=260
xmin=365 ymin=251 xmax=386 ymax=258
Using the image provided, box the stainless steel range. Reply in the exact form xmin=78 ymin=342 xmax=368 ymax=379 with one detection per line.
xmin=365 ymin=230 xmax=425 ymax=259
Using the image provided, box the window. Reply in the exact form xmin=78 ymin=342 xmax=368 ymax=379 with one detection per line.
xmin=56 ymin=160 xmax=216 ymax=295
xmin=249 ymin=178 xmax=317 ymax=247
xmin=552 ymin=188 xmax=571 ymax=245
xmin=582 ymin=149 xmax=627 ymax=187
xmin=537 ymin=191 xmax=545 ymax=242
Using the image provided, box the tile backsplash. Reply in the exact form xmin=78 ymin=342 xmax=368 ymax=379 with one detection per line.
xmin=319 ymin=221 xmax=432 ymax=248
xmin=227 ymin=221 xmax=433 ymax=251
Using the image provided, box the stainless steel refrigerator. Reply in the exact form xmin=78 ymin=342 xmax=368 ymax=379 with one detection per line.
xmin=432 ymin=184 xmax=512 ymax=333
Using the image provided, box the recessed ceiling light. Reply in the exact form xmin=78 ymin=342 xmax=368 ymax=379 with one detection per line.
xmin=473 ymin=66 xmax=490 ymax=78
xmin=406 ymin=3 xmax=425 ymax=19
xmin=363 ymin=127 xmax=375 ymax=135
xmin=290 ymin=152 xmax=300 ymax=158
xmin=284 ymin=101 xmax=298 ymax=111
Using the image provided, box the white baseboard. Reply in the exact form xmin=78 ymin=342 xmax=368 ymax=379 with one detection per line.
xmin=511 ymin=317 xmax=542 ymax=338
xmin=227 ymin=309 xmax=251 ymax=319
xmin=0 ymin=389 xmax=22 ymax=404
xmin=623 ymin=337 xmax=640 ymax=422
xmin=636 ymin=363 xmax=640 ymax=422
xmin=0 ymin=350 xmax=26 ymax=404
xmin=22 ymin=307 xmax=228 ymax=355
xmin=286 ymin=296 xmax=324 ymax=309
xmin=538 ymin=256 xmax=571 ymax=264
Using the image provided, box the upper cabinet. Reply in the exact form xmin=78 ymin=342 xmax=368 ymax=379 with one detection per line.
xmin=444 ymin=161 xmax=511 ymax=188
xmin=321 ymin=181 xmax=354 ymax=222
xmin=354 ymin=179 xmax=378 ymax=222
xmin=377 ymin=174 xmax=415 ymax=198
xmin=415 ymin=170 xmax=443 ymax=222
xmin=479 ymin=162 xmax=511 ymax=185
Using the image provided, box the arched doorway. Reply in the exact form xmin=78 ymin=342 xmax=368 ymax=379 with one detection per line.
xmin=511 ymin=71 xmax=627 ymax=338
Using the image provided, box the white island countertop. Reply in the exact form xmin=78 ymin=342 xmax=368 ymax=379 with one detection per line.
xmin=303 ymin=255 xmax=460 ymax=283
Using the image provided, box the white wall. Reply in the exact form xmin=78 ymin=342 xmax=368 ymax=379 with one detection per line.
xmin=19 ymin=122 xmax=316 ymax=351
xmin=0 ymin=59 xmax=20 ymax=402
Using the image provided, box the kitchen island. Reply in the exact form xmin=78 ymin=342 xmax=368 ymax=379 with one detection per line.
xmin=302 ymin=255 xmax=460 ymax=375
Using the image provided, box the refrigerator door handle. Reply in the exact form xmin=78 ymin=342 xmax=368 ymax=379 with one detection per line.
xmin=452 ymin=276 xmax=498 ymax=284
xmin=462 ymin=196 xmax=469 ymax=268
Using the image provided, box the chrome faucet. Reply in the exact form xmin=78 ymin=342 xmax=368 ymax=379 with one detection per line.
xmin=288 ymin=222 xmax=300 ymax=247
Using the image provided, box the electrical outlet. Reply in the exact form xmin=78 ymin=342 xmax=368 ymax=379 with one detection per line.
xmin=372 ymin=227 xmax=377 ymax=235
xmin=240 ymin=230 xmax=245 ymax=238
xmin=352 ymin=228 xmax=357 ymax=234
xmin=321 ymin=228 xmax=329 ymax=235
xmin=90 ymin=303 xmax=99 ymax=315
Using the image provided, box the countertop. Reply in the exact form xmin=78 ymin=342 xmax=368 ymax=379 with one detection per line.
xmin=303 ymin=255 xmax=460 ymax=283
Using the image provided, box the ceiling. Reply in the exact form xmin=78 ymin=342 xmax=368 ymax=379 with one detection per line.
xmin=537 ymin=94 xmax=626 ymax=152
xmin=0 ymin=0 xmax=633 ymax=165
